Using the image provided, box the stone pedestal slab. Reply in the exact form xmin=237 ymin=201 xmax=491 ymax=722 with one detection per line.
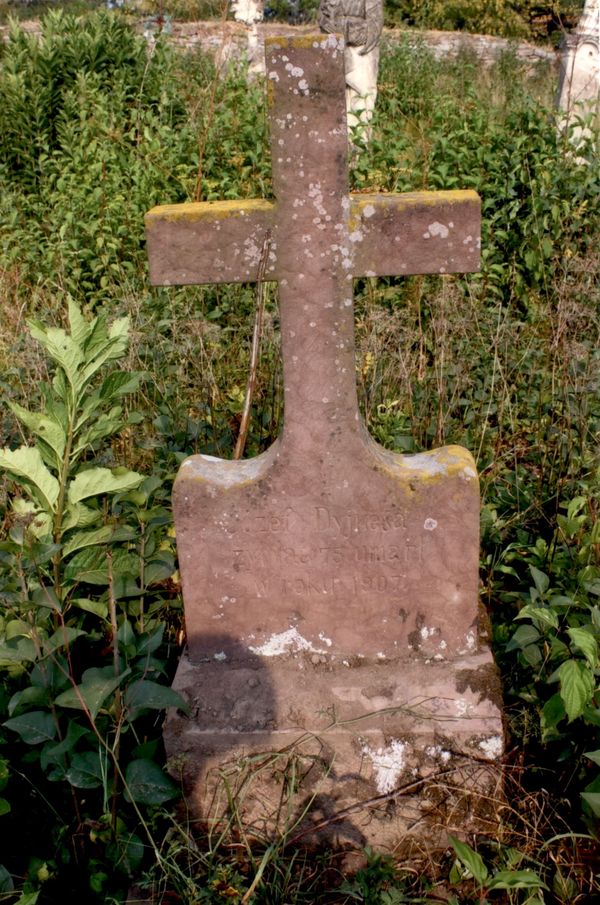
xmin=165 ymin=641 xmax=504 ymax=852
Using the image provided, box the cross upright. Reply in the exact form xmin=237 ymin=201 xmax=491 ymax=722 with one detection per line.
xmin=145 ymin=34 xmax=483 ymax=665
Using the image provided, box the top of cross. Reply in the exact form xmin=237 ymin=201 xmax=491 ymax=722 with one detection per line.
xmin=146 ymin=34 xmax=480 ymax=459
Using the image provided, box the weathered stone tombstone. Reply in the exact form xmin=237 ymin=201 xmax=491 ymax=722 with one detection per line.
xmin=146 ymin=34 xmax=503 ymax=851
xmin=558 ymin=0 xmax=600 ymax=147
xmin=318 ymin=0 xmax=384 ymax=143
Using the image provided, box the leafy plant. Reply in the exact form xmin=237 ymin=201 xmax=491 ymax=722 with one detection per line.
xmin=448 ymin=835 xmax=548 ymax=904
xmin=0 ymin=300 xmax=185 ymax=900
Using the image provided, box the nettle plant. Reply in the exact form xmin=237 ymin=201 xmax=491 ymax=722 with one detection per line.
xmin=0 ymin=301 xmax=185 ymax=897
xmin=506 ymin=485 xmax=600 ymax=822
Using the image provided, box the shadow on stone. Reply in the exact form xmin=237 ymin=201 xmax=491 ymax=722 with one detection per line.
xmin=164 ymin=634 xmax=367 ymax=849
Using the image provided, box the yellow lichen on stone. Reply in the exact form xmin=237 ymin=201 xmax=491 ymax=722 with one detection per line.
xmin=146 ymin=199 xmax=275 ymax=225
xmin=265 ymin=33 xmax=341 ymax=51
xmin=348 ymin=190 xmax=479 ymax=229
xmin=371 ymin=441 xmax=479 ymax=489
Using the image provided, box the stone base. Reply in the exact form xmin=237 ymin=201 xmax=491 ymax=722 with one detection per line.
xmin=164 ymin=646 xmax=504 ymax=854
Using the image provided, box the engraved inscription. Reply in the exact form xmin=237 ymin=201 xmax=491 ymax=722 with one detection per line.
xmin=315 ymin=507 xmax=405 ymax=537
xmin=231 ymin=504 xmax=427 ymax=601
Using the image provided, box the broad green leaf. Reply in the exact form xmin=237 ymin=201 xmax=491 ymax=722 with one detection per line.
xmin=567 ymin=627 xmax=599 ymax=669
xmin=62 ymin=524 xmax=137 ymax=556
xmin=509 ymin=624 xmax=540 ymax=647
xmin=71 ymin=597 xmax=109 ymax=619
xmin=100 ymin=371 xmax=141 ymax=401
xmin=3 ymin=711 xmax=57 ymax=745
xmin=143 ymin=555 xmax=175 ymax=587
xmin=9 ymin=403 xmax=65 ymax=470
xmin=43 ymin=627 xmax=85 ymax=655
xmin=448 ymin=835 xmax=489 ymax=885
xmin=0 ymin=446 xmax=59 ymax=512
xmin=66 ymin=750 xmax=106 ymax=789
xmin=136 ymin=624 xmax=164 ymax=657
xmin=41 ymin=721 xmax=88 ymax=770
xmin=108 ymin=316 xmax=130 ymax=344
xmin=27 ymin=323 xmax=83 ymax=391
xmin=124 ymin=758 xmax=178 ymax=806
xmin=71 ymin=409 xmax=123 ymax=456
xmin=521 ymin=642 xmax=543 ymax=667
xmin=541 ymin=694 xmax=566 ymax=741
xmin=63 ymin=545 xmax=106 ymax=585
xmin=67 ymin=298 xmax=92 ymax=347
xmin=0 ymin=637 xmax=38 ymax=664
xmin=581 ymin=792 xmax=600 ymax=816
xmin=78 ymin=319 xmax=130 ymax=388
xmin=62 ymin=502 xmax=100 ymax=532
xmin=488 ymin=870 xmax=547 ymax=891
xmin=32 ymin=587 xmax=61 ymax=611
xmin=8 ymin=686 xmax=49 ymax=716
xmin=68 ymin=467 xmax=143 ymax=504
xmin=584 ymin=749 xmax=600 ymax=766
xmin=556 ymin=659 xmax=595 ymax=722
xmin=118 ymin=619 xmax=136 ymax=650
xmin=83 ymin=313 xmax=110 ymax=359
xmin=64 ymin=546 xmax=139 ymax=586
xmin=566 ymin=495 xmax=587 ymax=520
xmin=11 ymin=498 xmax=52 ymax=539
xmin=55 ymin=667 xmax=130 ymax=720
xmin=125 ymin=680 xmax=188 ymax=717
xmin=74 ymin=389 xmax=104 ymax=432
xmin=529 ymin=565 xmax=549 ymax=597
xmin=515 ymin=604 xmax=558 ymax=631
xmin=0 ymin=799 xmax=10 ymax=817
xmin=5 ymin=620 xmax=31 ymax=640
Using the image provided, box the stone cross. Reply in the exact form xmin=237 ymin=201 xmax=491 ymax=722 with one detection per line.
xmin=146 ymin=34 xmax=482 ymax=666
xmin=148 ymin=34 xmax=504 ymax=850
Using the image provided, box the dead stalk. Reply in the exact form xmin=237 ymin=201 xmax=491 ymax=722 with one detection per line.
xmin=234 ymin=230 xmax=273 ymax=460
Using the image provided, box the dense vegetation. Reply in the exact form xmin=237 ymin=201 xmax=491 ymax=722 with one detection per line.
xmin=0 ymin=8 xmax=598 ymax=903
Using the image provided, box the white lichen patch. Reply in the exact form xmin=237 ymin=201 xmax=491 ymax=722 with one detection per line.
xmin=362 ymin=740 xmax=407 ymax=794
xmin=463 ymin=631 xmax=476 ymax=651
xmin=423 ymin=518 xmax=438 ymax=531
xmin=213 ymin=651 xmax=227 ymax=661
xmin=420 ymin=626 xmax=438 ymax=640
xmin=318 ymin=632 xmax=333 ymax=647
xmin=423 ymin=221 xmax=450 ymax=240
xmin=426 ymin=745 xmax=451 ymax=764
xmin=479 ymin=735 xmax=503 ymax=760
xmin=362 ymin=204 xmax=376 ymax=218
xmin=248 ymin=627 xmax=325 ymax=657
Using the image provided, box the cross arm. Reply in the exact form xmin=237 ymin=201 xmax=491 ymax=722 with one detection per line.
xmin=349 ymin=189 xmax=481 ymax=277
xmin=145 ymin=199 xmax=276 ymax=286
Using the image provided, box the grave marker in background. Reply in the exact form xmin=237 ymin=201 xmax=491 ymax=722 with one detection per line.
xmin=146 ymin=34 xmax=503 ymax=850
xmin=558 ymin=0 xmax=599 ymax=146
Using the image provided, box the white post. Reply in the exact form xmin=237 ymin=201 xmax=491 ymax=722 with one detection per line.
xmin=557 ymin=0 xmax=600 ymax=148
xmin=230 ymin=0 xmax=266 ymax=78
